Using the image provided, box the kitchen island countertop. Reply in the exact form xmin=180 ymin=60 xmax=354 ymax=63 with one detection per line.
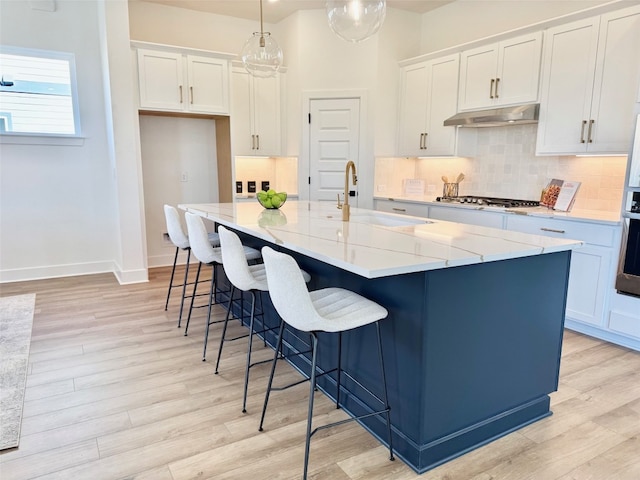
xmin=180 ymin=200 xmax=582 ymax=279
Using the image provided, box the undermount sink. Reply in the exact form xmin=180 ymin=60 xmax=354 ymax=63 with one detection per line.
xmin=348 ymin=213 xmax=431 ymax=227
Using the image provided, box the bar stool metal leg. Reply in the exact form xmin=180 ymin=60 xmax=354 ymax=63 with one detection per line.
xmin=303 ymin=332 xmax=320 ymax=480
xmin=165 ymin=246 xmax=179 ymax=311
xmin=375 ymin=321 xmax=395 ymax=461
xmin=200 ymin=263 xmax=218 ymax=346
xmin=184 ymin=261 xmax=202 ymax=336
xmin=177 ymin=249 xmax=192 ymax=328
xmin=214 ymin=285 xmax=236 ymax=367
xmin=242 ymin=291 xmax=257 ymax=413
xmin=259 ymin=319 xmax=285 ymax=432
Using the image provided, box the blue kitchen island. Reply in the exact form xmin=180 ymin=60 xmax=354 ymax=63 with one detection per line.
xmin=180 ymin=201 xmax=582 ymax=474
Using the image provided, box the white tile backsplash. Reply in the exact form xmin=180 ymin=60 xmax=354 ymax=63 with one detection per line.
xmin=376 ymin=124 xmax=627 ymax=212
xmin=235 ymin=156 xmax=298 ymax=195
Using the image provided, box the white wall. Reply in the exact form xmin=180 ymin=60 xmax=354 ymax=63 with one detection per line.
xmin=0 ymin=0 xmax=119 ymax=282
xmin=140 ymin=115 xmax=219 ymax=267
xmin=420 ymin=0 xmax=617 ymax=53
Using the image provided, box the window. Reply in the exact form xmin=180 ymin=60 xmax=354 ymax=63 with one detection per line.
xmin=0 ymin=46 xmax=81 ymax=136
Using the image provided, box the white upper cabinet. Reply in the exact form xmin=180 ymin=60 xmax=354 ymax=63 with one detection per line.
xmin=458 ymin=32 xmax=542 ymax=111
xmin=397 ymin=54 xmax=459 ymax=157
xmin=137 ymin=48 xmax=230 ymax=115
xmin=231 ymin=67 xmax=282 ymax=156
xmin=536 ymin=5 xmax=640 ymax=155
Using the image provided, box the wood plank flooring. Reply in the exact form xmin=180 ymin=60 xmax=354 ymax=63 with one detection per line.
xmin=0 ymin=268 xmax=639 ymax=479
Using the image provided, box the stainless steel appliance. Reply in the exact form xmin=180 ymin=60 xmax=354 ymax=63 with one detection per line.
xmin=616 ymin=113 xmax=640 ymax=298
xmin=435 ymin=195 xmax=540 ymax=208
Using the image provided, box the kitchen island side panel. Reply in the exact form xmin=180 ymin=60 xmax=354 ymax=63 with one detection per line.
xmin=227 ymin=230 xmax=570 ymax=473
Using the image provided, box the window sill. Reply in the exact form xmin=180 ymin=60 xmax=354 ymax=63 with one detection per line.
xmin=0 ymin=133 xmax=85 ymax=146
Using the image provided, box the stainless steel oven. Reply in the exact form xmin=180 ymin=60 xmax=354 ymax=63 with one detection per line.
xmin=617 ymin=217 xmax=640 ymax=297
xmin=616 ymin=113 xmax=640 ymax=298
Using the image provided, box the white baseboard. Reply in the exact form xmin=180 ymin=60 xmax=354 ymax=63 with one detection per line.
xmin=113 ymin=267 xmax=149 ymax=285
xmin=0 ymin=261 xmax=115 ymax=284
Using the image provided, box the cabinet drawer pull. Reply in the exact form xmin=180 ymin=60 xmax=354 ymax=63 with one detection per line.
xmin=179 ymin=85 xmax=183 ymax=103
xmin=419 ymin=133 xmax=425 ymax=149
xmin=392 ymin=208 xmax=407 ymax=212
xmin=189 ymin=86 xmax=193 ymax=104
xmin=540 ymin=227 xmax=565 ymax=234
xmin=251 ymin=134 xmax=256 ymax=149
xmin=580 ymin=120 xmax=587 ymax=143
xmin=587 ymin=119 xmax=594 ymax=143
xmin=256 ymin=134 xmax=260 ymax=150
xmin=423 ymin=132 xmax=428 ymax=149
xmin=489 ymin=78 xmax=495 ymax=99
xmin=494 ymin=77 xmax=500 ymax=98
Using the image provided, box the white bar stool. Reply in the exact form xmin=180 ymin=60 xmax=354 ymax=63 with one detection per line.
xmin=258 ymin=246 xmax=394 ymax=480
xmin=184 ymin=212 xmax=261 ymax=356
xmin=215 ymin=226 xmax=310 ymax=413
xmin=163 ymin=204 xmax=220 ymax=328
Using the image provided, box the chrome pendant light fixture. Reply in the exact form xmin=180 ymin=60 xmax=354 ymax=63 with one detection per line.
xmin=241 ymin=0 xmax=283 ymax=78
xmin=326 ymin=0 xmax=387 ymax=43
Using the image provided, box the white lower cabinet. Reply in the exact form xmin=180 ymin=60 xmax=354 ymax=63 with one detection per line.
xmin=505 ymin=215 xmax=617 ymax=328
xmin=374 ymin=199 xmax=430 ymax=218
xmin=427 ymin=205 xmax=505 ymax=229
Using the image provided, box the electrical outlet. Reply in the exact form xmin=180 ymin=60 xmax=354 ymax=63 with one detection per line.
xmin=162 ymin=232 xmax=172 ymax=246
xmin=377 ymin=184 xmax=386 ymax=192
xmin=181 ymin=172 xmax=188 ymax=182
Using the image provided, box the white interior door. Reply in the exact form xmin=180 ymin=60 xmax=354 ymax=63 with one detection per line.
xmin=308 ymin=98 xmax=360 ymax=204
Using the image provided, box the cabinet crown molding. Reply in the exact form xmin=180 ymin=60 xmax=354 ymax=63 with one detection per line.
xmin=131 ymin=40 xmax=236 ymax=60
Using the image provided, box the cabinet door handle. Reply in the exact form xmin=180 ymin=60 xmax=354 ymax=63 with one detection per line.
xmin=256 ymin=135 xmax=260 ymax=150
xmin=580 ymin=120 xmax=587 ymax=143
xmin=424 ymin=132 xmax=428 ymax=149
xmin=587 ymin=119 xmax=594 ymax=143
xmin=489 ymin=78 xmax=495 ymax=98
xmin=189 ymin=86 xmax=193 ymax=104
xmin=392 ymin=208 xmax=407 ymax=212
xmin=179 ymin=85 xmax=183 ymax=103
xmin=540 ymin=227 xmax=565 ymax=234
xmin=494 ymin=78 xmax=500 ymax=98
xmin=251 ymin=134 xmax=256 ymax=149
xmin=419 ymin=133 xmax=424 ymax=149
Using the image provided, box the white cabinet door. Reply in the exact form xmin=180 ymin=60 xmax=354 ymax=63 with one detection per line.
xmin=566 ymin=245 xmax=612 ymax=326
xmin=231 ymin=68 xmax=282 ymax=156
xmin=398 ymin=62 xmax=429 ymax=156
xmin=458 ymin=32 xmax=542 ymax=111
xmin=252 ymin=74 xmax=281 ymax=156
xmin=588 ymin=7 xmax=640 ymax=153
xmin=536 ymin=5 xmax=640 ymax=155
xmin=424 ymin=55 xmax=459 ymax=156
xmin=186 ymin=55 xmax=229 ymax=114
xmin=397 ymin=54 xmax=459 ymax=157
xmin=137 ymin=49 xmax=184 ymax=111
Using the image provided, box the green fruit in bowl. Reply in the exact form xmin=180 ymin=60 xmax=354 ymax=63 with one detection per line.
xmin=257 ymin=189 xmax=287 ymax=209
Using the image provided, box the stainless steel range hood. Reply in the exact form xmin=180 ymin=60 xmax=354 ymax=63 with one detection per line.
xmin=444 ymin=103 xmax=539 ymax=127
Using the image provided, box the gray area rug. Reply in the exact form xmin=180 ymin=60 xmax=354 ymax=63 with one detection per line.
xmin=0 ymin=293 xmax=36 ymax=450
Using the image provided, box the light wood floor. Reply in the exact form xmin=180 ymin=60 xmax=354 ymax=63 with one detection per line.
xmin=1 ymin=268 xmax=639 ymax=480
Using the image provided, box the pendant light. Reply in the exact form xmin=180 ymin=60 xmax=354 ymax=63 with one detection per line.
xmin=326 ymin=0 xmax=386 ymax=43
xmin=241 ymin=0 xmax=283 ymax=78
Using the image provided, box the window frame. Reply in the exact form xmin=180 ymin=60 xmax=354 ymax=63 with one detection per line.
xmin=0 ymin=45 xmax=83 ymax=145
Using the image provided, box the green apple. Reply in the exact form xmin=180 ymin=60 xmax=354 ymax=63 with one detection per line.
xmin=270 ymin=195 xmax=282 ymax=208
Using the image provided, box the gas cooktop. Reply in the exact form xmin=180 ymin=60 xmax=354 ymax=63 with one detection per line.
xmin=436 ymin=196 xmax=540 ymax=208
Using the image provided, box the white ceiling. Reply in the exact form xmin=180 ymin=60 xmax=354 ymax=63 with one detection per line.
xmin=132 ymin=1 xmax=455 ymax=24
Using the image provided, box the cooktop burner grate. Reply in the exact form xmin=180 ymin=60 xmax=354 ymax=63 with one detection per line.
xmin=436 ymin=196 xmax=540 ymax=208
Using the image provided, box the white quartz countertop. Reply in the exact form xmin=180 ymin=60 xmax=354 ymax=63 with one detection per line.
xmin=375 ymin=195 xmax=622 ymax=225
xmin=180 ymin=201 xmax=583 ymax=279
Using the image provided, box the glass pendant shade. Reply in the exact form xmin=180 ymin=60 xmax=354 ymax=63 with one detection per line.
xmin=326 ymin=0 xmax=386 ymax=43
xmin=241 ymin=32 xmax=283 ymax=78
